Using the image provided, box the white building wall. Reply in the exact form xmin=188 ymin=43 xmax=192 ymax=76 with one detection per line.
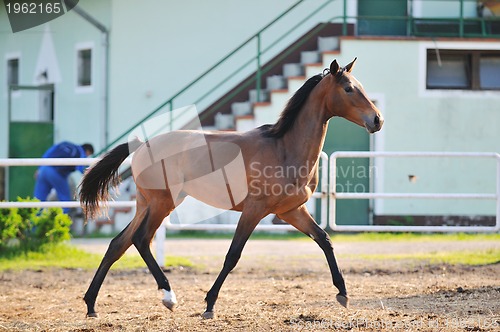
xmin=107 ymin=0 xmax=344 ymax=144
xmin=0 ymin=0 xmax=112 ymax=156
xmin=328 ymin=38 xmax=500 ymax=217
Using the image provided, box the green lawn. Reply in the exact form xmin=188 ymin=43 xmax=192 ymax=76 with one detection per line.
xmin=0 ymin=243 xmax=193 ymax=271
xmin=1 ymin=232 xmax=498 ymax=270
xmin=347 ymin=249 xmax=500 ymax=266
xmin=80 ymin=230 xmax=500 ymax=242
xmin=329 ymin=232 xmax=500 ymax=243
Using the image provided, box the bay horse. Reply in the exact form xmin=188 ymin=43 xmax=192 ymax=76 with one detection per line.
xmin=79 ymin=58 xmax=383 ymax=319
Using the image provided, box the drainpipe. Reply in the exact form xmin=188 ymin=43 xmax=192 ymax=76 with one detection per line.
xmin=69 ymin=1 xmax=110 ymax=149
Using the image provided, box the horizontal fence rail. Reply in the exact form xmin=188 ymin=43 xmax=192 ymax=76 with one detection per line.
xmin=0 ymin=153 xmax=329 ymax=231
xmin=329 ymin=151 xmax=500 ymax=233
xmin=0 ymin=158 xmax=134 ymax=209
xmin=157 ymin=151 xmax=329 ymax=232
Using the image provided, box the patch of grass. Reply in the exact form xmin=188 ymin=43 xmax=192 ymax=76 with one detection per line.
xmin=76 ymin=230 xmax=312 ymax=241
xmin=330 ymin=232 xmax=500 ymax=243
xmin=75 ymin=230 xmax=500 ymax=243
xmin=350 ymin=248 xmax=500 ymax=266
xmin=0 ymin=243 xmax=194 ymax=271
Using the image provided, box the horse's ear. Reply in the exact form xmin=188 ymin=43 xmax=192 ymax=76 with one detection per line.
xmin=345 ymin=57 xmax=357 ymax=73
xmin=330 ymin=60 xmax=340 ymax=76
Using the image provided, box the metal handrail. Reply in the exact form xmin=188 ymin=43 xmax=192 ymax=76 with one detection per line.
xmin=0 ymin=157 xmax=133 ymax=209
xmin=96 ymin=1 xmax=500 ymax=156
xmin=94 ymin=0 xmax=335 ymax=155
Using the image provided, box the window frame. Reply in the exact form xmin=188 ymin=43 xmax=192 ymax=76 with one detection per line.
xmin=75 ymin=42 xmax=94 ymax=93
xmin=5 ymin=52 xmax=21 ymax=98
xmin=426 ymin=49 xmax=500 ymax=91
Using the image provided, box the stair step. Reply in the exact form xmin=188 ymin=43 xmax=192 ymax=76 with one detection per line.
xmin=249 ymin=89 xmax=270 ymax=103
xmin=283 ymin=63 xmax=304 ymax=78
xmin=235 ymin=115 xmax=255 ymax=132
xmin=231 ymin=102 xmax=252 ymax=117
xmin=215 ymin=112 xmax=234 ymax=130
xmin=287 ymin=76 xmax=307 ymax=92
xmin=305 ymin=63 xmax=325 ymax=78
xmin=318 ymin=36 xmax=339 ymax=52
xmin=301 ymin=51 xmax=320 ymax=64
xmin=266 ymin=75 xmax=287 ymax=90
xmin=218 ymin=33 xmax=343 ymax=132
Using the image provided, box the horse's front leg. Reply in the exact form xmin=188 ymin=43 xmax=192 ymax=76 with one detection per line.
xmin=278 ymin=204 xmax=348 ymax=308
xmin=203 ymin=205 xmax=267 ymax=319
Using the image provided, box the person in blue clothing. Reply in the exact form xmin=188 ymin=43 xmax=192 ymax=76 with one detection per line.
xmin=34 ymin=141 xmax=94 ymax=212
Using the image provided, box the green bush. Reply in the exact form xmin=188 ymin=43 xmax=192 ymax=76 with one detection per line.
xmin=0 ymin=197 xmax=71 ymax=252
xmin=0 ymin=208 xmax=22 ymax=247
xmin=33 ymin=207 xmax=72 ymax=245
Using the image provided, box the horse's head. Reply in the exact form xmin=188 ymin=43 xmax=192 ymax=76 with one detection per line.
xmin=326 ymin=58 xmax=384 ymax=133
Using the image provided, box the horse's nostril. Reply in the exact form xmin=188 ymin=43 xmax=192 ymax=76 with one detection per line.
xmin=374 ymin=115 xmax=380 ymax=126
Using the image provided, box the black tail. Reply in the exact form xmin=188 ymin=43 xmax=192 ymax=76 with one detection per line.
xmin=79 ymin=138 xmax=142 ymax=219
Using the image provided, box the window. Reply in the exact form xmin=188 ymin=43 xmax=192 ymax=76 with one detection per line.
xmin=77 ymin=48 xmax=92 ymax=87
xmin=7 ymin=57 xmax=19 ymax=86
xmin=426 ymin=50 xmax=500 ymax=90
xmin=480 ymin=55 xmax=500 ymax=89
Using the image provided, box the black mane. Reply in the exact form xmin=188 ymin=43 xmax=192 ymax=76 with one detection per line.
xmin=261 ymin=74 xmax=324 ymax=138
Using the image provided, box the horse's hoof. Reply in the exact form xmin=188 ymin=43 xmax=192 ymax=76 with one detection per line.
xmin=162 ymin=299 xmax=177 ymax=311
xmin=202 ymin=311 xmax=215 ymax=319
xmin=162 ymin=289 xmax=177 ymax=311
xmin=336 ymin=294 xmax=349 ymax=308
xmin=86 ymin=312 xmax=98 ymax=318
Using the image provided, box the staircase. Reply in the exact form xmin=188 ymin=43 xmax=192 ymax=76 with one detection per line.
xmin=212 ymin=36 xmax=341 ymax=132
xmin=88 ymin=1 xmax=356 ymax=232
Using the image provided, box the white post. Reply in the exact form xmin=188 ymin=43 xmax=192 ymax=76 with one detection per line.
xmin=155 ymin=216 xmax=168 ymax=268
xmin=320 ymin=152 xmax=329 ymax=229
xmin=496 ymin=154 xmax=500 ymax=231
xmin=329 ymin=153 xmax=337 ymax=229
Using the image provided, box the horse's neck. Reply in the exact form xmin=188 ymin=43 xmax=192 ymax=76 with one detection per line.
xmin=282 ymin=89 xmax=329 ymax=169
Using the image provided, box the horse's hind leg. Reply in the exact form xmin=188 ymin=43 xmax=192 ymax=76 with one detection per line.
xmin=83 ymin=205 xmax=149 ymax=317
xmin=278 ymin=204 xmax=348 ymax=308
xmin=131 ymin=194 xmax=177 ymax=310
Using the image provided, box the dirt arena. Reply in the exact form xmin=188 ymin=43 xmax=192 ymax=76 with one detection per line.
xmin=0 ymin=238 xmax=499 ymax=331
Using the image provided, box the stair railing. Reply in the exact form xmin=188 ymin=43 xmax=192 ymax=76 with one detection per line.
xmin=96 ymin=0 xmax=500 ymax=156
xmin=95 ymin=0 xmax=337 ymax=155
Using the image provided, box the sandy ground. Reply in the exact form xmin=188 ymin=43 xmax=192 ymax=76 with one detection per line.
xmin=0 ymin=237 xmax=499 ymax=331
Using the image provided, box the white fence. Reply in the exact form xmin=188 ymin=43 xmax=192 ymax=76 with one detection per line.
xmin=0 ymin=154 xmax=328 ymax=232
xmin=0 ymin=158 xmax=135 ymax=210
xmin=0 ymin=151 xmax=499 ymax=233
xmin=330 ymin=151 xmax=500 ymax=233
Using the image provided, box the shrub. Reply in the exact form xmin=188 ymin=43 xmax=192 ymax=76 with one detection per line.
xmin=0 ymin=197 xmax=71 ymax=252
xmin=0 ymin=208 xmax=22 ymax=247
xmin=33 ymin=207 xmax=72 ymax=246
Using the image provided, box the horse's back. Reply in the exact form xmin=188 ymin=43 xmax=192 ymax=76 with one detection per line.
xmin=131 ymin=129 xmax=252 ymax=209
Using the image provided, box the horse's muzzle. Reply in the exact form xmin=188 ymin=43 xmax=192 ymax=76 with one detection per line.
xmin=365 ymin=114 xmax=384 ymax=133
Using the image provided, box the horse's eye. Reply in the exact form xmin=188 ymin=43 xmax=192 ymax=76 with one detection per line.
xmin=344 ymin=86 xmax=353 ymax=93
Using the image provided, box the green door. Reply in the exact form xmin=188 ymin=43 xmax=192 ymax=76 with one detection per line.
xmin=8 ymin=122 xmax=54 ymax=200
xmin=323 ymin=117 xmax=370 ymax=226
xmin=358 ymin=0 xmax=408 ymax=36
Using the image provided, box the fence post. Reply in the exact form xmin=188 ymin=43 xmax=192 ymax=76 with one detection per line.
xmin=329 ymin=152 xmax=337 ymax=229
xmin=319 ymin=152 xmax=329 ymax=229
xmin=155 ymin=216 xmax=168 ymax=268
xmin=496 ymin=154 xmax=500 ymax=231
